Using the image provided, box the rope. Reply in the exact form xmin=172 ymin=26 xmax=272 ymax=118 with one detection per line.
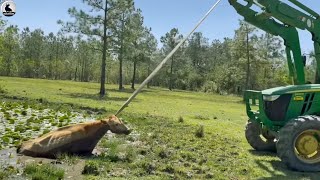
xmin=115 ymin=0 xmax=223 ymax=116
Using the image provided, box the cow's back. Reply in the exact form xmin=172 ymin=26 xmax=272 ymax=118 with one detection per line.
xmin=18 ymin=121 xmax=108 ymax=158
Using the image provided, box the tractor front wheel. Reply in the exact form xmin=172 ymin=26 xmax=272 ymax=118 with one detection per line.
xmin=277 ymin=116 xmax=320 ymax=172
xmin=245 ymin=120 xmax=276 ymax=152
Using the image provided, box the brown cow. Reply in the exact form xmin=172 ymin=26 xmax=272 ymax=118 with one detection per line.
xmin=17 ymin=115 xmax=131 ymax=158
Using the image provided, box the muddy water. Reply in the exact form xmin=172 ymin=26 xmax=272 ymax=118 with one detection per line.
xmin=0 ymin=101 xmax=141 ymax=179
xmin=0 ymin=101 xmax=98 ymax=179
xmin=0 ymin=147 xmax=86 ymax=180
xmin=0 ymin=101 xmax=97 ymax=150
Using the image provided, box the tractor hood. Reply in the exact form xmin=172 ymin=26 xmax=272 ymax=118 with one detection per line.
xmin=262 ymin=84 xmax=320 ymax=95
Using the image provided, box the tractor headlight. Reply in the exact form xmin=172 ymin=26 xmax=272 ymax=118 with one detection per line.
xmin=263 ymin=95 xmax=280 ymax=102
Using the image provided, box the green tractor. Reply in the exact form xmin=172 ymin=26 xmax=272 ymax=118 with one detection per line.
xmin=229 ymin=0 xmax=320 ymax=171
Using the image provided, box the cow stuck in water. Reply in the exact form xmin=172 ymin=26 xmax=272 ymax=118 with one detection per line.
xmin=17 ymin=115 xmax=131 ymax=158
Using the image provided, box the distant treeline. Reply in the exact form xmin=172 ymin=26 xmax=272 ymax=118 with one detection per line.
xmin=0 ymin=0 xmax=316 ymax=95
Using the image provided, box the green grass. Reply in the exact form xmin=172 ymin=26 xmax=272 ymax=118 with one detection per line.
xmin=0 ymin=76 xmax=244 ymax=119
xmin=82 ymin=160 xmax=100 ymax=176
xmin=24 ymin=163 xmax=65 ymax=180
xmin=1 ymin=76 xmax=320 ymax=179
xmin=0 ymin=170 xmax=11 ymax=180
xmin=56 ymin=153 xmax=80 ymax=165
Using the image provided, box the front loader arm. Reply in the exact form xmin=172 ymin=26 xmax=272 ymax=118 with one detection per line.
xmin=229 ymin=0 xmax=305 ymax=84
xmin=257 ymin=0 xmax=318 ymax=31
xmin=256 ymin=0 xmax=320 ymax=83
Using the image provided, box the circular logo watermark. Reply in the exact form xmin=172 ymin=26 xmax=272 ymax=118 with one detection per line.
xmin=1 ymin=0 xmax=16 ymax=17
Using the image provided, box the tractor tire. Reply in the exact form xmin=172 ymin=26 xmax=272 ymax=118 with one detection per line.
xmin=277 ymin=115 xmax=320 ymax=172
xmin=245 ymin=120 xmax=276 ymax=152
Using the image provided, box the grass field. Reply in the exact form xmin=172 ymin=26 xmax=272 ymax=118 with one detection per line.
xmin=0 ymin=76 xmax=319 ymax=179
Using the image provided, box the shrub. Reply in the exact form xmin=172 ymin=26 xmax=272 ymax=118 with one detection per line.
xmin=123 ymin=145 xmax=137 ymax=163
xmin=82 ymin=161 xmax=99 ymax=176
xmin=195 ymin=125 xmax=205 ymax=138
xmin=21 ymin=110 xmax=27 ymax=116
xmin=140 ymin=161 xmax=156 ymax=174
xmin=178 ymin=116 xmax=184 ymax=123
xmin=163 ymin=164 xmax=175 ymax=174
xmin=0 ymin=170 xmax=9 ymax=180
xmin=0 ymin=166 xmax=16 ymax=180
xmin=100 ymin=139 xmax=123 ymax=162
xmin=158 ymin=149 xmax=169 ymax=159
xmin=201 ymin=81 xmax=218 ymax=93
xmin=0 ymin=85 xmax=7 ymax=94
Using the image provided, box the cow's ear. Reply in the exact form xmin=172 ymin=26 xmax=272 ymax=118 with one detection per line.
xmin=108 ymin=115 xmax=117 ymax=121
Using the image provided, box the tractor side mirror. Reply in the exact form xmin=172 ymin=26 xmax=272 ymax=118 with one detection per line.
xmin=302 ymin=55 xmax=307 ymax=67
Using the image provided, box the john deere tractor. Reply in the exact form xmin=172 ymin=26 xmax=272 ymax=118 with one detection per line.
xmin=229 ymin=0 xmax=320 ymax=171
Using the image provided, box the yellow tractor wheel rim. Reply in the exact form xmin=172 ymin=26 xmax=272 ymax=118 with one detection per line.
xmin=294 ymin=130 xmax=320 ymax=164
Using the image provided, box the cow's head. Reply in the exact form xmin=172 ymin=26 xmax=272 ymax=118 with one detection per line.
xmin=106 ymin=115 xmax=131 ymax=135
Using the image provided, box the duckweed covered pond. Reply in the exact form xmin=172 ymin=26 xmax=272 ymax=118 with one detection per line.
xmin=0 ymin=101 xmax=97 ymax=150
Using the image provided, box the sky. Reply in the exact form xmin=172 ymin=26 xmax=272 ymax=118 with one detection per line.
xmin=2 ymin=0 xmax=320 ymax=53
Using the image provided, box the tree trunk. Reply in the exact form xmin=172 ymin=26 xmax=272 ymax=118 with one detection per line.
xmin=119 ymin=51 xmax=124 ymax=90
xmin=55 ymin=42 xmax=59 ymax=80
xmin=147 ymin=62 xmax=151 ymax=88
xmin=81 ymin=56 xmax=85 ymax=82
xmin=75 ymin=56 xmax=81 ymax=81
xmin=74 ymin=66 xmax=78 ymax=81
xmin=85 ymin=62 xmax=89 ymax=82
xmin=8 ymin=44 xmax=13 ymax=76
xmin=118 ymin=13 xmax=125 ymax=91
xmin=131 ymin=60 xmax=137 ymax=89
xmin=99 ymin=0 xmax=108 ymax=97
xmin=5 ymin=57 xmax=11 ymax=76
xmin=49 ymin=55 xmax=53 ymax=79
xmin=5 ymin=46 xmax=12 ymax=76
xmin=169 ymin=56 xmax=174 ymax=91
xmin=245 ymin=25 xmax=250 ymax=90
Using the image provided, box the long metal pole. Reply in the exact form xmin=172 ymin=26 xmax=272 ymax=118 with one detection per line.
xmin=115 ymin=0 xmax=223 ymax=116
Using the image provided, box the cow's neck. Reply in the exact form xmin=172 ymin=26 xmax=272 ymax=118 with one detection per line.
xmin=95 ymin=120 xmax=111 ymax=139
xmin=74 ymin=121 xmax=112 ymax=152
